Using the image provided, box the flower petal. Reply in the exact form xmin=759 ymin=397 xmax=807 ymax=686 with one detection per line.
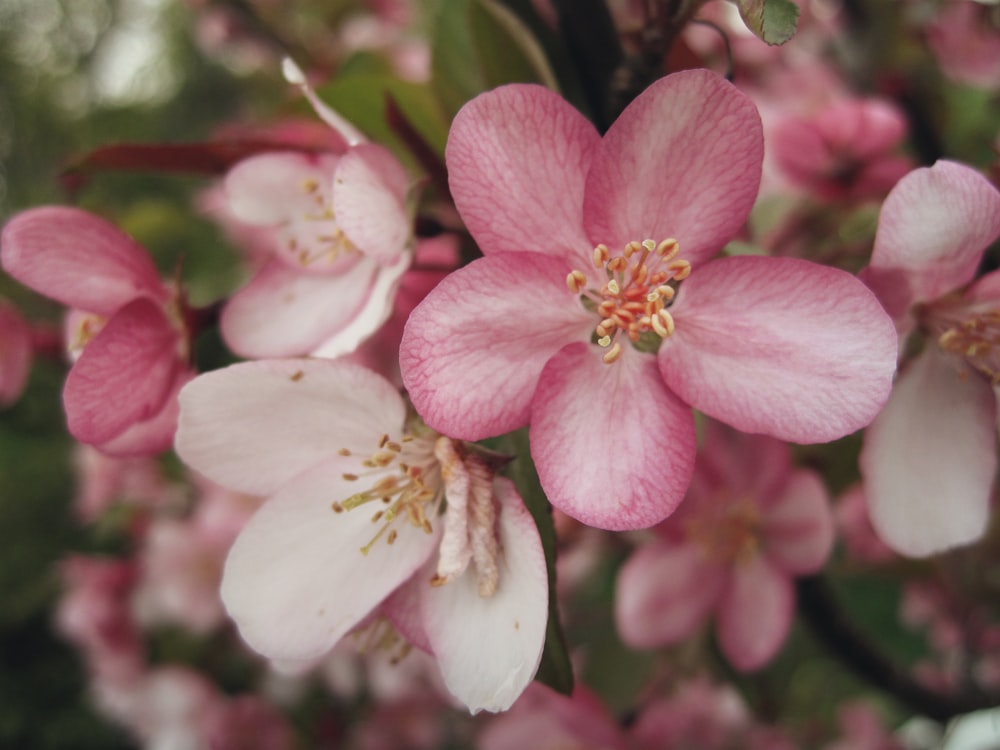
xmin=761 ymin=470 xmax=834 ymax=575
xmin=0 ymin=298 xmax=32 ymax=406
xmin=1 ymin=207 xmax=166 ymax=314
xmin=97 ymin=369 xmax=195 ymax=458
xmin=661 ymin=255 xmax=898 ymax=443
xmin=400 ymin=253 xmax=592 ymax=440
xmin=717 ymin=556 xmax=793 ymax=672
xmin=224 ymin=152 xmax=340 ymax=227
xmin=860 ymin=348 xmax=996 ymax=557
xmin=333 ymin=144 xmax=411 ymax=265
xmin=220 ymin=459 xmax=440 ymax=662
xmin=530 ymin=344 xmax=696 ymax=530
xmin=583 ymin=69 xmax=763 ymax=266
xmin=420 ymin=478 xmax=547 ymax=714
xmin=220 ymin=257 xmax=379 ymax=359
xmin=615 ymin=541 xmax=723 ymax=649
xmin=64 ymin=298 xmax=180 ymax=446
xmin=868 ymin=160 xmax=1000 ymax=303
xmin=446 ymin=84 xmax=600 ymax=261
xmin=175 ymin=359 xmax=406 ymax=496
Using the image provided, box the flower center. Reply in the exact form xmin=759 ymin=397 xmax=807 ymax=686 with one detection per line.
xmin=283 ymin=176 xmax=359 ymax=269
xmin=567 ymin=238 xmax=690 ymax=364
xmin=333 ymin=431 xmax=442 ymax=555
xmin=684 ymin=495 xmax=761 ymax=565
xmin=927 ymin=298 xmax=1000 ymax=384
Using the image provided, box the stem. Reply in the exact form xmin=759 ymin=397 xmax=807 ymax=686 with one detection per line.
xmin=796 ymin=575 xmax=1000 ymax=723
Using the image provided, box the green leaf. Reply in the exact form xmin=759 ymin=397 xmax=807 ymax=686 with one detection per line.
xmin=485 ymin=428 xmax=574 ymax=695
xmin=737 ymin=0 xmax=800 ymax=46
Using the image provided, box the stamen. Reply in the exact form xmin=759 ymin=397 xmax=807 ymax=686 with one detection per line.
xmin=593 ymin=244 xmax=610 ymax=268
xmin=602 ymin=342 xmax=622 ymax=363
xmin=566 ymin=270 xmax=587 ymax=293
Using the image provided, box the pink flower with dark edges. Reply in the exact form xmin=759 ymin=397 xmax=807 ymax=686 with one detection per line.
xmin=216 ymin=61 xmax=415 ymax=360
xmin=859 ymin=160 xmax=1000 ymax=557
xmin=400 ymin=69 xmax=898 ymax=531
xmin=614 ymin=422 xmax=835 ymax=671
xmin=174 ymin=358 xmax=547 ymax=714
xmin=1 ymin=207 xmax=194 ymax=456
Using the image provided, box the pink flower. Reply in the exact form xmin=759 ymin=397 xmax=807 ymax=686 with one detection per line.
xmin=614 ymin=422 xmax=835 ymax=671
xmin=174 ymin=358 xmax=547 ymax=713
xmin=1 ymin=207 xmax=194 ymax=456
xmin=925 ymin=1 xmax=1000 ymax=90
xmin=859 ymin=160 xmax=1000 ymax=556
xmin=400 ymin=69 xmax=898 ymax=531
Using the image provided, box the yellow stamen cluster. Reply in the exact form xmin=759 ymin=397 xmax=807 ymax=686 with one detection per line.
xmin=936 ymin=309 xmax=1000 ymax=384
xmin=286 ymin=177 xmax=359 ymax=267
xmin=567 ymin=238 xmax=690 ymax=364
xmin=333 ymin=433 xmax=440 ymax=555
xmin=684 ymin=495 xmax=761 ymax=565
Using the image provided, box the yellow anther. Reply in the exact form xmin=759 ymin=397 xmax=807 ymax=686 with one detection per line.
xmin=331 ymin=502 xmax=344 ymax=513
xmin=597 ymin=335 xmax=612 ymax=347
xmin=658 ymin=309 xmax=675 ymax=336
xmin=593 ymin=244 xmax=610 ymax=268
xmin=602 ymin=342 xmax=622 ymax=364
xmin=625 ymin=240 xmax=644 ymax=256
xmin=642 ymin=239 xmax=656 ymax=253
xmin=608 ymin=257 xmax=628 ymax=273
xmin=657 ymin=285 xmax=675 ymax=301
xmin=566 ymin=269 xmax=587 ymax=293
xmin=656 ymin=238 xmax=679 ymax=259
xmin=342 ymin=473 xmax=359 ymax=481
xmin=669 ymin=259 xmax=691 ymax=280
xmin=607 ymin=279 xmax=621 ymax=295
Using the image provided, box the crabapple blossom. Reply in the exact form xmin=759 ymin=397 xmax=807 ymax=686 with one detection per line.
xmin=859 ymin=160 xmax=1000 ymax=556
xmin=174 ymin=358 xmax=547 ymax=713
xmin=401 ymin=68 xmax=897 ymax=531
xmin=615 ymin=422 xmax=835 ymax=671
xmin=0 ymin=207 xmax=194 ymax=456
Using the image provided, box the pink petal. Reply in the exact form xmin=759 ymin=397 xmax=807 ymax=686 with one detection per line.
xmin=717 ymin=556 xmax=793 ymax=671
xmin=1 ymin=207 xmax=166 ymax=315
xmin=64 ymin=298 xmax=180 ymax=445
xmin=761 ymin=470 xmax=835 ymax=575
xmin=661 ymin=256 xmax=898 ymax=443
xmin=860 ymin=348 xmax=996 ymax=557
xmin=220 ymin=257 xmax=380 ymax=358
xmin=615 ymin=541 xmax=724 ymax=649
xmin=220 ymin=459 xmax=440 ymax=662
xmin=400 ymin=253 xmax=593 ymax=440
xmin=97 ymin=369 xmax=195 ymax=457
xmin=530 ymin=344 xmax=696 ymax=530
xmin=583 ymin=69 xmax=763 ymax=266
xmin=445 ymin=84 xmax=600 ymax=262
xmin=333 ymin=144 xmax=411 ymax=265
xmin=224 ymin=152 xmax=340 ymax=227
xmin=175 ymin=359 xmax=406 ymax=496
xmin=0 ymin=298 xmax=32 ymax=406
xmin=420 ymin=478 xmax=547 ymax=713
xmin=868 ymin=161 xmax=1000 ymax=303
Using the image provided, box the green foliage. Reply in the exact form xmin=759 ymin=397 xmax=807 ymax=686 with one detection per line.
xmin=737 ymin=0 xmax=801 ymax=46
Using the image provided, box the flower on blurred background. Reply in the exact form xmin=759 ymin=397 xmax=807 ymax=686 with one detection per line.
xmin=175 ymin=358 xmax=547 ymax=713
xmin=401 ymin=68 xmax=897 ymax=532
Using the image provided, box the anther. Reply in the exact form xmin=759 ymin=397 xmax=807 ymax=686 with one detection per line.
xmin=598 ymin=335 xmax=612 ymax=348
xmin=658 ymin=309 xmax=675 ymax=336
xmin=331 ymin=502 xmax=344 ymax=513
xmin=602 ymin=342 xmax=622 ymax=364
xmin=642 ymin=239 xmax=656 ymax=253
xmin=607 ymin=280 xmax=621 ymax=295
xmin=338 ymin=448 xmax=351 ymax=456
xmin=669 ymin=259 xmax=691 ymax=280
xmin=593 ymin=244 xmax=610 ymax=268
xmin=566 ymin=270 xmax=587 ymax=293
xmin=656 ymin=238 xmax=679 ymax=259
xmin=625 ymin=240 xmax=644 ymax=256
xmin=342 ymin=473 xmax=359 ymax=481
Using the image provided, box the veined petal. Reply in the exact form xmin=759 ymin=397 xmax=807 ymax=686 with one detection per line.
xmin=860 ymin=348 xmax=996 ymax=557
xmin=1 ymin=207 xmax=166 ymax=315
xmin=333 ymin=144 xmax=411 ymax=265
xmin=615 ymin=541 xmax=723 ymax=649
xmin=64 ymin=299 xmax=180 ymax=446
xmin=446 ymin=84 xmax=599 ymax=262
xmin=400 ymin=253 xmax=593 ymax=440
xmin=420 ymin=478 xmax=547 ymax=714
xmin=761 ymin=470 xmax=834 ymax=575
xmin=224 ymin=152 xmax=341 ymax=226
xmin=717 ymin=556 xmax=793 ymax=672
xmin=220 ymin=459 xmax=441 ymax=662
xmin=175 ymin=359 xmax=406 ymax=496
xmin=530 ymin=344 xmax=696 ymax=530
xmin=662 ymin=256 xmax=898 ymax=443
xmin=868 ymin=161 xmax=1000 ymax=303
xmin=583 ymin=69 xmax=763 ymax=266
xmin=220 ymin=257 xmax=378 ymax=359
xmin=97 ymin=369 xmax=195 ymax=458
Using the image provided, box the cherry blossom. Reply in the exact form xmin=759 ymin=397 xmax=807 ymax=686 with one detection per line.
xmin=401 ymin=69 xmax=897 ymax=531
xmin=859 ymin=160 xmax=1000 ymax=556
xmin=614 ymin=422 xmax=834 ymax=671
xmin=174 ymin=358 xmax=547 ymax=713
xmin=0 ymin=207 xmax=194 ymax=456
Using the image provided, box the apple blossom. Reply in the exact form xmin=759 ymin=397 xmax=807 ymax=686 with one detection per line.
xmin=0 ymin=207 xmax=194 ymax=456
xmin=615 ymin=422 xmax=835 ymax=671
xmin=174 ymin=358 xmax=547 ymax=713
xmin=859 ymin=160 xmax=1000 ymax=557
xmin=401 ymin=69 xmax=897 ymax=531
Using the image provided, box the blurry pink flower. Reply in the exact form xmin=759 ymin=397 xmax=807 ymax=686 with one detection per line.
xmin=834 ymin=484 xmax=896 ymax=565
xmin=72 ymin=445 xmax=175 ymax=523
xmin=771 ymin=98 xmax=913 ymax=202
xmin=174 ymin=358 xmax=547 ymax=713
xmin=401 ymin=69 xmax=897 ymax=531
xmin=0 ymin=297 xmax=32 ymax=406
xmin=199 ymin=694 xmax=295 ymax=750
xmin=1 ymin=207 xmax=194 ymax=456
xmin=926 ymin=1 xmax=1000 ymax=90
xmin=859 ymin=160 xmax=1000 ymax=556
xmin=615 ymin=423 xmax=835 ymax=671
xmin=823 ymin=701 xmax=904 ymax=750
